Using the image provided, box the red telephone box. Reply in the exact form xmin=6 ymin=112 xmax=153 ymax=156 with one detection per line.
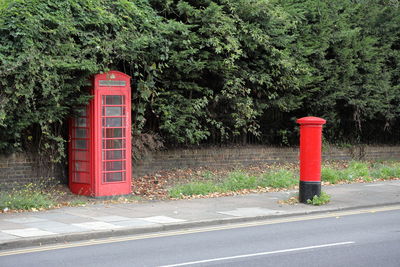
xmin=69 ymin=71 xmax=132 ymax=197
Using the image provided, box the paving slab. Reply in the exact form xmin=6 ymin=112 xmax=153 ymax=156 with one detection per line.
xmin=2 ymin=228 xmax=56 ymax=238
xmin=4 ymin=217 xmax=48 ymax=224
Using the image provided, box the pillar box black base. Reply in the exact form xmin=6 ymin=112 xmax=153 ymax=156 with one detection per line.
xmin=299 ymin=181 xmax=321 ymax=203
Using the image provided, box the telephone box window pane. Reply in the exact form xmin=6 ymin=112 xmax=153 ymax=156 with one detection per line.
xmin=75 ymin=128 xmax=87 ymax=138
xmin=73 ymin=172 xmax=90 ymax=184
xmin=103 ymin=150 xmax=125 ymax=160
xmin=74 ymin=161 xmax=89 ymax=172
xmin=103 ymin=118 xmax=123 ymax=127
xmin=103 ymin=107 xmax=123 ymax=116
xmin=74 ymin=150 xmax=88 ymax=160
xmin=77 ymin=108 xmax=87 ymax=117
xmin=104 ymin=161 xmax=124 ymax=171
xmin=104 ymin=172 xmax=124 ymax=182
xmin=75 ymin=118 xmax=87 ymax=127
xmin=99 ymin=80 xmax=126 ymax=87
xmin=103 ymin=128 xmax=124 ymax=138
xmin=103 ymin=95 xmax=124 ymax=105
xmin=103 ymin=139 xmax=124 ymax=149
xmin=74 ymin=140 xmax=87 ymax=149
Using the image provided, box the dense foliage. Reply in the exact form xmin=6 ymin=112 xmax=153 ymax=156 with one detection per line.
xmin=0 ymin=0 xmax=399 ymax=160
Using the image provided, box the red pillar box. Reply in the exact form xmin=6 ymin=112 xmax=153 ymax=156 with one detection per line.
xmin=69 ymin=71 xmax=132 ymax=197
xmin=297 ymin=116 xmax=326 ymax=203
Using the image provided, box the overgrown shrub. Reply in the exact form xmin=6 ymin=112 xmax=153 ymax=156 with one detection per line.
xmin=0 ymin=0 xmax=166 ymax=160
xmin=1 ymin=0 xmax=400 ymax=161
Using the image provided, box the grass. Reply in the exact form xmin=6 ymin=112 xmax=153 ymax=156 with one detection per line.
xmin=168 ymin=169 xmax=297 ymax=198
xmin=68 ymin=199 xmax=88 ymax=206
xmin=341 ymin=161 xmax=370 ymax=181
xmin=169 ymin=160 xmax=400 ymax=198
xmin=370 ymin=164 xmax=400 ymax=180
xmin=0 ymin=181 xmax=58 ymax=211
xmin=260 ymin=170 xmax=297 ymax=188
xmin=321 ymin=168 xmax=340 ymax=184
xmin=169 ymin=182 xmax=218 ymax=198
xmin=221 ymin=172 xmax=258 ymax=191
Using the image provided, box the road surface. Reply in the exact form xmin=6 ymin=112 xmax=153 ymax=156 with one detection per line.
xmin=1 ymin=207 xmax=399 ymax=267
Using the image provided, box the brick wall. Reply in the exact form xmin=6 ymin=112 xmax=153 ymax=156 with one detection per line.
xmin=132 ymin=145 xmax=400 ymax=177
xmin=1 ymin=146 xmax=400 ymax=189
xmin=0 ymin=153 xmax=65 ymax=190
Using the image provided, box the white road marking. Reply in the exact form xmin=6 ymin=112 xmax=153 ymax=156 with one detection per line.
xmin=159 ymin=241 xmax=355 ymax=267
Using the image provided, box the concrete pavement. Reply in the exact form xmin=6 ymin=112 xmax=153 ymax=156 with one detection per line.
xmin=0 ymin=180 xmax=399 ymax=250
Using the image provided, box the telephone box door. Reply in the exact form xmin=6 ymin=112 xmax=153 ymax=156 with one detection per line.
xmin=94 ymin=71 xmax=132 ymax=196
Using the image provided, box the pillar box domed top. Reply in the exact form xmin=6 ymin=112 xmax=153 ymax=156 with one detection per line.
xmin=296 ymin=116 xmax=326 ymax=125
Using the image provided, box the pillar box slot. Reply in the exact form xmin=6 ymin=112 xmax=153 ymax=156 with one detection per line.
xmin=69 ymin=71 xmax=132 ymax=197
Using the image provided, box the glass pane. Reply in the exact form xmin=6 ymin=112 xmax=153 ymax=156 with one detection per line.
xmin=74 ymin=140 xmax=87 ymax=149
xmin=74 ymin=161 xmax=89 ymax=172
xmin=75 ymin=128 xmax=87 ymax=138
xmin=103 ymin=139 xmax=124 ymax=149
xmin=104 ymin=161 xmax=124 ymax=171
xmin=74 ymin=150 xmax=88 ymax=160
xmin=103 ymin=118 xmax=123 ymax=127
xmin=103 ymin=107 xmax=123 ymax=116
xmin=103 ymin=95 xmax=124 ymax=105
xmin=104 ymin=172 xmax=124 ymax=182
xmin=103 ymin=150 xmax=125 ymax=160
xmin=73 ymin=172 xmax=90 ymax=184
xmin=103 ymin=128 xmax=124 ymax=138
xmin=77 ymin=108 xmax=87 ymax=117
xmin=75 ymin=118 xmax=87 ymax=127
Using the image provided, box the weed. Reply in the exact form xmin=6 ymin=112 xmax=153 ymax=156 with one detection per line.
xmin=221 ymin=172 xmax=258 ymax=191
xmin=260 ymin=170 xmax=297 ymax=188
xmin=202 ymin=171 xmax=215 ymax=180
xmin=169 ymin=182 xmax=219 ymax=198
xmin=0 ymin=189 xmax=55 ymax=210
xmin=321 ymin=168 xmax=340 ymax=184
xmin=0 ymin=178 xmax=62 ymax=211
xmin=341 ymin=161 xmax=369 ymax=181
xmin=362 ymin=176 xmax=374 ymax=182
xmin=307 ymin=192 xmax=331 ymax=205
xmin=123 ymin=195 xmax=144 ymax=202
xmin=370 ymin=165 xmax=400 ymax=180
xmin=68 ymin=199 xmax=87 ymax=206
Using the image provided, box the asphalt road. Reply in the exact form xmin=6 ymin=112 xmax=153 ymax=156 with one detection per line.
xmin=1 ymin=208 xmax=400 ymax=267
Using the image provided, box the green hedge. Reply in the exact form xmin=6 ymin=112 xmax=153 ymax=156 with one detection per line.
xmin=1 ymin=0 xmax=399 ymax=161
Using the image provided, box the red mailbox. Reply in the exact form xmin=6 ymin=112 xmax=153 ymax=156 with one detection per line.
xmin=69 ymin=71 xmax=132 ymax=197
xmin=297 ymin=116 xmax=326 ymax=203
